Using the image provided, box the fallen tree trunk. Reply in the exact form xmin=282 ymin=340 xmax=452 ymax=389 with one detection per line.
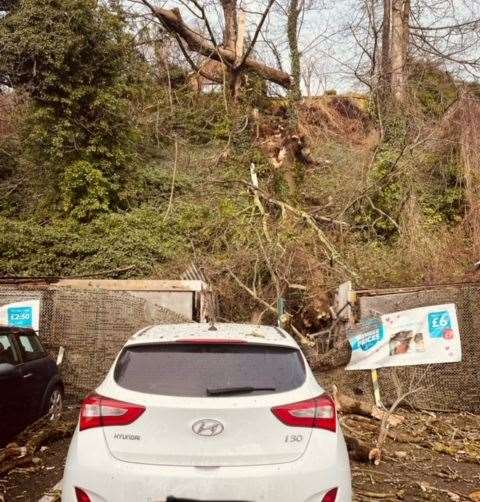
xmin=143 ymin=5 xmax=292 ymax=89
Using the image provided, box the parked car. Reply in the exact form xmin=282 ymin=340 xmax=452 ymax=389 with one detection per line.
xmin=63 ymin=323 xmax=352 ymax=502
xmin=0 ymin=326 xmax=64 ymax=446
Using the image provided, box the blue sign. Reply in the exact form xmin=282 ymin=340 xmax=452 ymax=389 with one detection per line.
xmin=7 ymin=306 xmax=33 ymax=328
xmin=349 ymin=318 xmax=384 ymax=352
xmin=428 ymin=311 xmax=451 ymax=338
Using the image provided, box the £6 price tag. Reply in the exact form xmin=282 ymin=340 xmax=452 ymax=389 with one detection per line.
xmin=428 ymin=311 xmax=452 ymax=339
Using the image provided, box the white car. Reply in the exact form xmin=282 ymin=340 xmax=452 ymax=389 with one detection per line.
xmin=62 ymin=323 xmax=352 ymax=502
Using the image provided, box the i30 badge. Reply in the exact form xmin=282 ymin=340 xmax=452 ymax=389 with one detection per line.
xmin=192 ymin=419 xmax=224 ymax=437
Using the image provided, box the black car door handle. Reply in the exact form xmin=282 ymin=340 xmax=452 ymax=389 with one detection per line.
xmin=23 ymin=373 xmax=33 ymax=379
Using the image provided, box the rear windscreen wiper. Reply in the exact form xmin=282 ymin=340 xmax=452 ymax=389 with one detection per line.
xmin=167 ymin=498 xmax=251 ymax=502
xmin=206 ymin=386 xmax=276 ymax=396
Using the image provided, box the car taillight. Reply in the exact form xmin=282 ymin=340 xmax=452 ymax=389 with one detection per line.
xmin=322 ymin=487 xmax=338 ymax=502
xmin=79 ymin=393 xmax=145 ymax=431
xmin=75 ymin=487 xmax=91 ymax=502
xmin=271 ymin=393 xmax=336 ymax=432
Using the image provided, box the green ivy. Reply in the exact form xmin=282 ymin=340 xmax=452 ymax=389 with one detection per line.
xmin=408 ymin=63 xmax=458 ymax=118
xmin=0 ymin=0 xmax=147 ymax=219
xmin=0 ymin=207 xmax=193 ymax=276
xmin=61 ymin=161 xmax=112 ymax=221
xmin=354 ymin=142 xmax=465 ymax=240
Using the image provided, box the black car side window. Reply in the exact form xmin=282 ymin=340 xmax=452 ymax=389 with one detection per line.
xmin=0 ymin=334 xmax=19 ymax=365
xmin=17 ymin=334 xmax=46 ymax=362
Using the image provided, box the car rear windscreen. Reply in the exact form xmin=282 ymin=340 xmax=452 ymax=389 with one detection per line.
xmin=114 ymin=343 xmax=306 ymax=397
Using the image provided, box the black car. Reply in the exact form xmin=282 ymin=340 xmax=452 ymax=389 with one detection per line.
xmin=0 ymin=326 xmax=64 ymax=446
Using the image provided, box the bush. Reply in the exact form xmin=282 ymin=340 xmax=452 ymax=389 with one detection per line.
xmin=0 ymin=207 xmax=193 ymax=276
xmin=408 ymin=62 xmax=458 ymax=118
xmin=0 ymin=0 xmax=147 ymax=218
xmin=61 ymin=161 xmax=112 ymax=221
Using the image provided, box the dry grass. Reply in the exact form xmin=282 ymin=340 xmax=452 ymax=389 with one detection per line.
xmin=300 ymin=95 xmax=378 ymax=147
xmin=446 ymin=92 xmax=480 ymax=256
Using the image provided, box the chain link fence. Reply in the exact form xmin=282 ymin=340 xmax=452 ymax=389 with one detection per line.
xmin=4 ymin=282 xmax=479 ymax=411
xmin=0 ymin=285 xmax=189 ymax=400
xmin=316 ymin=285 xmax=480 ymax=412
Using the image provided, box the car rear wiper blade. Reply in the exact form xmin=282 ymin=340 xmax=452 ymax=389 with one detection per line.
xmin=206 ymin=386 xmax=276 ymax=396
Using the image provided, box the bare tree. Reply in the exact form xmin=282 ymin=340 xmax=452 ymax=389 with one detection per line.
xmin=301 ymin=54 xmax=327 ymax=96
xmin=353 ymin=0 xmax=480 ymax=107
xmin=287 ymin=0 xmax=303 ymax=100
xmin=380 ymin=0 xmax=410 ymax=105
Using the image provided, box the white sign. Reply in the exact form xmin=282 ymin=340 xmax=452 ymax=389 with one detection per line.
xmin=0 ymin=299 xmax=41 ymax=331
xmin=347 ymin=304 xmax=461 ymax=370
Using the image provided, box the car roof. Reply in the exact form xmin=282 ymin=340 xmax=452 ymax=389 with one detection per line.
xmin=127 ymin=323 xmax=298 ymax=348
xmin=0 ymin=325 xmax=36 ymax=336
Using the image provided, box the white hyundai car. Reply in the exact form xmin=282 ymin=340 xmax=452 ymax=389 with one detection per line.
xmin=62 ymin=323 xmax=352 ymax=502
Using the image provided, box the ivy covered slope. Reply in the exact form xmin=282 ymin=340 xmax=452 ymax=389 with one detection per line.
xmin=0 ymin=0 xmax=145 ymax=220
xmin=1 ymin=0 xmax=479 ymax=322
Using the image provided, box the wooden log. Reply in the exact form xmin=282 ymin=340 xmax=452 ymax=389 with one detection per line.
xmin=344 ymin=434 xmax=375 ymax=463
xmin=333 ymin=386 xmax=404 ymax=427
xmin=0 ymin=455 xmax=35 ymax=476
xmin=25 ymin=421 xmax=76 ymax=454
xmin=0 ymin=420 xmax=76 ymax=477
xmin=0 ymin=445 xmax=26 ymax=464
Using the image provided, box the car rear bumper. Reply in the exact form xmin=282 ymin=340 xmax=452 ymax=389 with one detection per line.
xmin=62 ymin=428 xmax=352 ymax=502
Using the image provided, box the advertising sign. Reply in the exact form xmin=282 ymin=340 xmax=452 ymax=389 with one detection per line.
xmin=0 ymin=300 xmax=40 ymax=331
xmin=347 ymin=304 xmax=461 ymax=370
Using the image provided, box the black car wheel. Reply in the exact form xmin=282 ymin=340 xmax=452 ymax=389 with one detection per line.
xmin=45 ymin=386 xmax=63 ymax=421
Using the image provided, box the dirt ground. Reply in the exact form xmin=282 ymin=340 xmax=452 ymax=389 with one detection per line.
xmin=348 ymin=411 xmax=480 ymax=501
xmin=1 ymin=437 xmax=69 ymax=501
xmin=1 ymin=410 xmax=479 ymax=502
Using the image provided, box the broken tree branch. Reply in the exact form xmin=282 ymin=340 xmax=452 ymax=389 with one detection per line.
xmin=241 ymin=181 xmax=358 ymax=278
xmin=239 ymin=0 xmax=275 ymax=67
xmin=164 ymin=137 xmax=179 ymax=221
xmin=344 ymin=433 xmax=377 ymax=463
xmin=333 ymin=385 xmax=405 ymax=428
xmin=0 ymin=418 xmax=76 ymax=477
xmin=370 ymin=370 xmax=429 ymax=464
xmin=226 ymin=268 xmax=314 ymax=347
xmin=250 ymin=163 xmax=271 ymax=242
